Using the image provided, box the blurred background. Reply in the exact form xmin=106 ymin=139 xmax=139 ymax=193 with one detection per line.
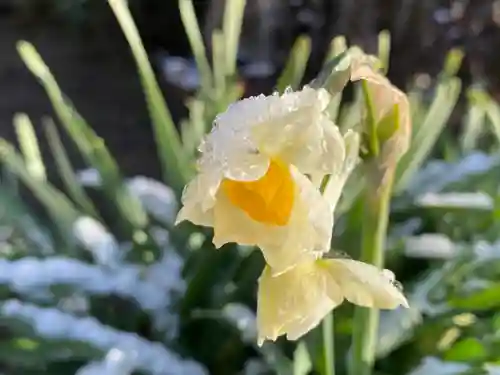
xmin=2 ymin=1 xmax=500 ymax=375
xmin=2 ymin=0 xmax=500 ymax=177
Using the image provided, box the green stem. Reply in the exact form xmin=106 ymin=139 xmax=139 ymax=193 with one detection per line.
xmin=361 ymin=81 xmax=379 ymax=157
xmin=319 ymin=178 xmax=335 ymax=375
xmin=350 ymin=171 xmax=394 ymax=375
xmin=323 ymin=312 xmax=335 ymax=375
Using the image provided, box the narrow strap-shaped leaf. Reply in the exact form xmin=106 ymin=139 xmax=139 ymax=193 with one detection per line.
xmin=44 ymin=118 xmax=100 ymax=219
xmin=17 ymin=41 xmax=148 ymax=232
xmin=222 ymin=0 xmax=246 ymax=77
xmin=395 ymin=77 xmax=461 ymax=192
xmin=14 ymin=113 xmax=46 ymax=181
xmin=109 ymin=0 xmax=194 ymax=195
xmin=179 ymin=0 xmax=213 ymax=91
xmin=0 ymin=139 xmax=79 ymax=251
xmin=276 ymin=36 xmax=311 ymax=94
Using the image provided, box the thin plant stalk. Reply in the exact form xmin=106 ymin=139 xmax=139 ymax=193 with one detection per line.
xmin=350 ymin=172 xmax=394 ymax=375
xmin=320 ymin=179 xmax=335 ymax=375
xmin=350 ymin=79 xmax=396 ymax=375
xmin=322 ymin=312 xmax=335 ymax=375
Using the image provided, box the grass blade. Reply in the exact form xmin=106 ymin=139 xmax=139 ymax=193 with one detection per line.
xmin=0 ymin=139 xmax=79 ymax=250
xmin=377 ymin=30 xmax=391 ymax=75
xmin=442 ymin=48 xmax=464 ymax=78
xmin=179 ymin=0 xmax=213 ymax=91
xmin=44 ymin=118 xmax=100 ymax=219
xmin=484 ymin=93 xmax=500 ymax=144
xmin=212 ymin=30 xmax=226 ymax=98
xmin=323 ymin=36 xmax=348 ymax=121
xmin=276 ymin=36 xmax=311 ymax=93
xmin=461 ymin=88 xmax=487 ymax=151
xmin=17 ymin=41 xmax=148 ymax=231
xmin=395 ymin=77 xmax=461 ymax=192
xmin=109 ymin=0 xmax=193 ymax=195
xmin=222 ymin=0 xmax=246 ymax=77
xmin=14 ymin=113 xmax=46 ymax=181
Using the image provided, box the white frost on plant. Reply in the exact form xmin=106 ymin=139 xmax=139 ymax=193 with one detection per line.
xmin=73 ymin=216 xmax=122 ymax=267
xmin=157 ymin=53 xmax=200 ymax=91
xmin=1 ymin=300 xmax=207 ymax=375
xmin=75 ymin=173 xmax=179 ymax=226
xmin=404 ymin=234 xmax=456 ymax=259
xmin=408 ymin=357 xmax=469 ymax=375
xmin=58 ymin=293 xmax=90 ymax=315
xmin=0 ymin=253 xmax=185 ymax=335
xmin=76 ymin=348 xmax=137 ymax=375
xmin=126 ymin=177 xmax=178 ymax=225
xmin=407 ymin=152 xmax=500 ymax=195
xmin=416 ymin=192 xmax=494 ymax=211
xmin=222 ymin=303 xmax=258 ymax=344
xmin=77 ymin=168 xmax=102 ymax=187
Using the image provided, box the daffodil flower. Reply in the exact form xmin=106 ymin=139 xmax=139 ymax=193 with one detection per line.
xmin=176 ymin=87 xmax=347 ymax=274
xmin=257 ymin=258 xmax=408 ymax=345
xmin=350 ymin=55 xmax=411 ymax=172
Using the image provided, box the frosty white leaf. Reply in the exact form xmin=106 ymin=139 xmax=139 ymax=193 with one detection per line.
xmin=407 ymin=357 xmax=469 ymax=375
xmin=0 ymin=255 xmax=185 ymax=335
xmin=1 ymin=300 xmax=207 ymax=375
xmin=416 ymin=192 xmax=494 ymax=211
xmin=377 ymin=304 xmax=423 ymax=358
xmin=406 ymin=153 xmax=500 ymax=196
xmin=404 ymin=234 xmax=456 ymax=259
xmin=77 ymin=168 xmax=102 ymax=187
xmin=222 ymin=303 xmax=258 ymax=344
xmin=73 ymin=216 xmax=121 ymax=267
xmin=157 ymin=54 xmax=200 ymax=91
xmin=127 ymin=177 xmax=178 ymax=224
xmin=76 ymin=348 xmax=138 ymax=375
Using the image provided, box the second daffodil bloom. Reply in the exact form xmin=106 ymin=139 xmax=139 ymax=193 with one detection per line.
xmin=176 ymin=86 xmax=348 ymax=274
xmin=257 ymin=257 xmax=408 ymax=345
xmin=350 ymin=53 xmax=411 ymax=177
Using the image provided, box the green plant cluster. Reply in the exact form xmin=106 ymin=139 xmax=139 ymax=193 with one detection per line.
xmin=1 ymin=0 xmax=500 ymax=374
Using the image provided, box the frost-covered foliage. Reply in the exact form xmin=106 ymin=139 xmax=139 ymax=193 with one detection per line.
xmin=0 ymin=250 xmax=185 ymax=334
xmin=4 ymin=0 xmax=500 ymax=374
xmin=1 ymin=300 xmax=207 ymax=375
xmin=0 ymin=174 xmax=208 ymax=375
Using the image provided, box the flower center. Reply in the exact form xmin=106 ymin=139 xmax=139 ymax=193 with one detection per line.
xmin=221 ymin=159 xmax=295 ymax=226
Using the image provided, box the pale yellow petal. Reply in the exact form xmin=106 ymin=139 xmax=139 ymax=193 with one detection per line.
xmin=321 ymin=258 xmax=409 ymax=309
xmin=175 ymin=171 xmax=220 ymax=227
xmin=323 ymin=130 xmax=360 ymax=210
xmin=213 ymin=166 xmax=333 ymax=274
xmin=257 ymin=262 xmax=343 ymax=345
xmin=250 ymin=87 xmax=345 ymax=176
xmin=199 ymin=94 xmax=274 ymax=182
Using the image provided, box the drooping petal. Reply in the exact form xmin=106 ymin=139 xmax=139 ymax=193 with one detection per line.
xmin=175 ymin=171 xmax=221 ymax=226
xmin=256 ymin=257 xmax=408 ymax=345
xmin=323 ymin=130 xmax=361 ymax=210
xmin=257 ymin=262 xmax=343 ymax=345
xmin=320 ymin=258 xmax=409 ymax=309
xmin=212 ymin=166 xmax=333 ymax=274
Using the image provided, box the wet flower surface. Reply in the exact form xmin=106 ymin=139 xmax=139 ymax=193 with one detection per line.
xmin=257 ymin=258 xmax=409 ymax=344
xmin=176 ymin=86 xmax=347 ymax=273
